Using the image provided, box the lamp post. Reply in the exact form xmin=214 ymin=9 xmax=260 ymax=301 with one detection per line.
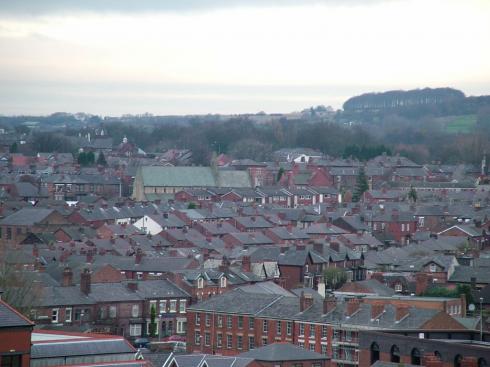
xmin=480 ymin=297 xmax=484 ymax=341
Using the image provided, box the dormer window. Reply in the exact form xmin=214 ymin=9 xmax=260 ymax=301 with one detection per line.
xmin=429 ymin=263 xmax=437 ymax=272
xmin=197 ymin=277 xmax=204 ymax=289
xmin=220 ymin=276 xmax=227 ymax=288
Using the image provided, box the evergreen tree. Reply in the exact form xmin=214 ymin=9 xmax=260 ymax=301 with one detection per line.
xmin=96 ymin=151 xmax=107 ymax=166
xmin=408 ymin=185 xmax=417 ymax=203
xmin=149 ymin=304 xmax=157 ymax=337
xmin=352 ymin=167 xmax=369 ymax=202
xmin=276 ymin=167 xmax=285 ymax=182
xmin=9 ymin=142 xmax=18 ymax=153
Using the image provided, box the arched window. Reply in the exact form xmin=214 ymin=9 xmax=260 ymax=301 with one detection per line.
xmin=197 ymin=277 xmax=204 ymax=289
xmin=391 ymin=345 xmax=400 ymax=363
xmin=411 ymin=348 xmax=421 ymax=365
xmin=454 ymin=354 xmax=463 ymax=367
xmin=370 ymin=343 xmax=380 ymax=365
xmin=478 ymin=358 xmax=487 ymax=367
xmin=434 ymin=351 xmax=442 ymax=360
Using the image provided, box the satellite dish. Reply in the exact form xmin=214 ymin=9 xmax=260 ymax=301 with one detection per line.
xmin=469 ymin=304 xmax=476 ymax=312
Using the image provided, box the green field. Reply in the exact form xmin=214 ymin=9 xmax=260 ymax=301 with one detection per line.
xmin=445 ymin=114 xmax=477 ymax=133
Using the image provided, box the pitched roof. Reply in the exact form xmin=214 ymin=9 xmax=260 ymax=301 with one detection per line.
xmin=0 ymin=299 xmax=34 ymax=328
xmin=0 ymin=208 xmax=55 ymax=226
xmin=238 ymin=342 xmax=329 ymax=361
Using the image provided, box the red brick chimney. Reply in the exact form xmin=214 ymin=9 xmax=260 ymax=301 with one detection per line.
xmin=62 ymin=267 xmax=73 ymax=287
xmin=323 ymin=295 xmax=336 ymax=314
xmin=135 ymin=248 xmax=143 ymax=264
xmin=242 ymin=255 xmax=251 ymax=272
xmin=371 ymin=302 xmax=384 ymax=320
xmin=330 ymin=242 xmax=340 ymax=252
xmin=127 ymin=282 xmax=138 ymax=292
xmin=395 ymin=304 xmax=410 ymax=322
xmin=346 ymin=298 xmax=361 ymax=317
xmin=300 ymin=291 xmax=314 ymax=312
xmin=80 ymin=268 xmax=91 ymax=295
xmin=313 ymin=241 xmax=324 ymax=255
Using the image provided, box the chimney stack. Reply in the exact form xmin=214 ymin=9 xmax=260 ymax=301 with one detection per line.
xmin=330 ymin=241 xmax=340 ymax=252
xmin=346 ymin=298 xmax=361 ymax=317
xmin=371 ymin=302 xmax=384 ymax=320
xmin=127 ymin=282 xmax=138 ymax=292
xmin=80 ymin=268 xmax=91 ymax=295
xmin=296 ymin=244 xmax=306 ymax=251
xmin=135 ymin=248 xmax=143 ymax=264
xmin=313 ymin=241 xmax=324 ymax=255
xmin=323 ymin=295 xmax=336 ymax=314
xmin=62 ymin=267 xmax=73 ymax=287
xmin=242 ymin=255 xmax=251 ymax=272
xmin=300 ymin=291 xmax=314 ymax=312
xmin=395 ymin=304 xmax=410 ymax=322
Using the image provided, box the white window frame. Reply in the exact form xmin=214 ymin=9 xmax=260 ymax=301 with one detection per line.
xmin=130 ymin=324 xmax=142 ymax=336
xmin=220 ymin=276 xmax=227 ymax=288
xmin=179 ymin=299 xmax=186 ymax=313
xmin=170 ymin=300 xmax=177 ymax=313
xmin=52 ymin=308 xmax=59 ymax=323
xmin=197 ymin=277 xmax=204 ymax=289
xmin=131 ymin=304 xmax=139 ymax=318
xmin=65 ymin=307 xmax=72 ymax=323
xmin=159 ymin=300 xmax=167 ymax=314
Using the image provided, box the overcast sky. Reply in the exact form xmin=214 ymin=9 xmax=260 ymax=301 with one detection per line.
xmin=0 ymin=0 xmax=489 ymax=115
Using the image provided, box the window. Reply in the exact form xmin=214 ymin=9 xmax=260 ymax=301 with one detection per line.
xmin=407 ymin=223 xmax=410 ymax=231
xmin=197 ymin=277 xmax=204 ymax=289
xmin=262 ymin=319 xmax=268 ymax=333
xmin=390 ymin=345 xmax=400 ymax=363
xmin=65 ymin=308 xmax=72 ymax=323
xmin=430 ymin=263 xmax=437 ymax=272
xmin=309 ymin=343 xmax=316 ymax=351
xmin=1 ymin=355 xmax=21 ymax=367
xmin=298 ymin=342 xmax=305 ymax=349
xmin=177 ymin=319 xmax=186 ymax=334
xmin=371 ymin=343 xmax=380 ymax=365
xmin=395 ymin=283 xmax=403 ymax=292
xmin=411 ymin=348 xmax=421 ymax=365
xmin=7 ymin=227 xmax=12 ymax=240
xmin=205 ymin=332 xmax=211 ymax=346
xmin=205 ymin=313 xmax=211 ymax=327
xmin=322 ymin=325 xmax=327 ymax=338
xmin=52 ymin=308 xmax=59 ymax=323
xmin=227 ymin=335 xmax=233 ymax=349
xmin=307 ymin=325 xmax=315 ymax=339
xmin=401 ymin=224 xmax=405 ymax=232
xmin=217 ymin=333 xmax=223 ymax=348
xmin=299 ymin=323 xmax=305 ymax=336
xmin=227 ymin=315 xmax=233 ymax=329
xmin=130 ymin=324 xmax=142 ymax=336
xmin=238 ymin=316 xmax=243 ymax=329
xmin=131 ymin=305 xmax=139 ymax=318
xmin=217 ymin=315 xmax=223 ymax=327
xmin=262 ymin=337 xmax=268 ymax=346
xmin=237 ymin=335 xmax=243 ymax=350
xmin=248 ymin=336 xmax=255 ymax=350
xmin=196 ymin=313 xmax=201 ymax=325
xmin=345 ymin=330 xmax=352 ymax=341
xmin=287 ymin=321 xmax=292 ymax=335
xmin=164 ymin=299 xmax=175 ymax=313
xmin=321 ymin=344 xmax=327 ymax=355
xmin=220 ymin=277 xmax=227 ymax=288
xmin=99 ymin=307 xmax=106 ymax=319
xmin=195 ymin=331 xmax=201 ymax=345
xmin=276 ymin=321 xmax=282 ymax=335
xmin=249 ymin=317 xmax=254 ymax=330
xmin=179 ymin=300 xmax=186 ymax=313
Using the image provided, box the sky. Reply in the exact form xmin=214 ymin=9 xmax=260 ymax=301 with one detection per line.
xmin=0 ymin=0 xmax=489 ymax=116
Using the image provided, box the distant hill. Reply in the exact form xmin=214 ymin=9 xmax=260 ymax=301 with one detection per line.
xmin=343 ymin=87 xmax=465 ymax=112
xmin=341 ymin=87 xmax=490 ymax=121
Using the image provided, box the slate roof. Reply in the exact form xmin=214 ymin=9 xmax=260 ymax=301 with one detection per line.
xmin=31 ymin=338 xmax=134 ymax=359
xmin=138 ymin=167 xmax=251 ymax=188
xmin=0 ymin=208 xmax=55 ymax=226
xmin=0 ymin=299 xmax=34 ymax=328
xmin=238 ymin=342 xmax=329 ymax=361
